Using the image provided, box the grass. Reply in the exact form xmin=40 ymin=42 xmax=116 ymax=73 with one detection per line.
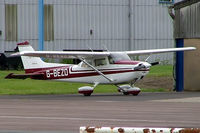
xmin=0 ymin=65 xmax=173 ymax=95
xmin=147 ymin=65 xmax=173 ymax=77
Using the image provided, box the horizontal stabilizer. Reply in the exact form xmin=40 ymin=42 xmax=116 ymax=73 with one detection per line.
xmin=5 ymin=73 xmax=44 ymax=79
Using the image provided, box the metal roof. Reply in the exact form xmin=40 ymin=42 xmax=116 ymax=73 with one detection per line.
xmin=172 ymin=0 xmax=200 ymax=9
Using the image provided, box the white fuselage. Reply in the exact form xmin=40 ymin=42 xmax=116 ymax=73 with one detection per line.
xmin=53 ymin=64 xmax=149 ymax=84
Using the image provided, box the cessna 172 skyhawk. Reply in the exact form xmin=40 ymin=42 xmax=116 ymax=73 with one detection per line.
xmin=6 ymin=41 xmax=195 ymax=96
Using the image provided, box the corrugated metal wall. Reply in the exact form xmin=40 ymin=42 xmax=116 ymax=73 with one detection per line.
xmin=130 ymin=0 xmax=176 ymax=63
xmin=0 ymin=0 xmax=38 ymax=51
xmin=174 ymin=1 xmax=200 ymax=39
xmin=0 ymin=0 xmax=181 ymax=64
xmin=50 ymin=0 xmax=130 ymax=51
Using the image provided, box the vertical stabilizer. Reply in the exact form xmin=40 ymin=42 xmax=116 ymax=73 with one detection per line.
xmin=17 ymin=41 xmax=48 ymax=70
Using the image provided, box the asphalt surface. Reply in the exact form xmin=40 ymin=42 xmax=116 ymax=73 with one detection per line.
xmin=0 ymin=92 xmax=200 ymax=133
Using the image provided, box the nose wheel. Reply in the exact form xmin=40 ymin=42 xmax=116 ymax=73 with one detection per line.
xmin=128 ymin=89 xmax=141 ymax=96
xmin=117 ymin=85 xmax=141 ymax=96
xmin=123 ymin=92 xmax=129 ymax=95
xmin=122 ymin=90 xmax=140 ymax=96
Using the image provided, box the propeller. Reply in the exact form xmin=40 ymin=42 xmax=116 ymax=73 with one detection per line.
xmin=150 ymin=62 xmax=159 ymax=66
xmin=144 ymin=55 xmax=159 ymax=66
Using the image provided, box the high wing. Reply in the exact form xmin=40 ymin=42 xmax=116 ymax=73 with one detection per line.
xmin=12 ymin=47 xmax=195 ymax=59
xmin=125 ymin=47 xmax=196 ymax=55
xmin=12 ymin=51 xmax=110 ymax=59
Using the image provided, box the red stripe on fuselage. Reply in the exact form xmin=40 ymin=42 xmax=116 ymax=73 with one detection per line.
xmin=25 ymin=66 xmax=149 ymax=80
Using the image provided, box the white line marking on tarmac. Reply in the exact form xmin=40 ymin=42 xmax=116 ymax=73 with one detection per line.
xmin=96 ymin=100 xmax=118 ymax=103
xmin=0 ymin=115 xmax=199 ymax=124
xmin=153 ymin=97 xmax=200 ymax=103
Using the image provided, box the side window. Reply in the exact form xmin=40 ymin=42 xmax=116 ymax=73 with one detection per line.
xmin=5 ymin=4 xmax=17 ymax=41
xmin=95 ymin=58 xmax=107 ymax=66
xmin=81 ymin=63 xmax=88 ymax=68
xmin=80 ymin=59 xmax=92 ymax=68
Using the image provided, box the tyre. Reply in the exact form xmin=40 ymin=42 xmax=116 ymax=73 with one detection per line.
xmin=123 ymin=92 xmax=129 ymax=95
xmin=84 ymin=93 xmax=91 ymax=96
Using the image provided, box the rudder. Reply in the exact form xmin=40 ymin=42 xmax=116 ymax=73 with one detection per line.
xmin=17 ymin=41 xmax=48 ymax=70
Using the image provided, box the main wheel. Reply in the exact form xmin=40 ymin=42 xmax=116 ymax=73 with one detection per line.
xmin=83 ymin=93 xmax=92 ymax=96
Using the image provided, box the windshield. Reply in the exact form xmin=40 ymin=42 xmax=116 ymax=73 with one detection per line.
xmin=109 ymin=53 xmax=131 ymax=63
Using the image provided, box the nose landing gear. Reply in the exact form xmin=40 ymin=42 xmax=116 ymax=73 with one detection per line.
xmin=117 ymin=85 xmax=141 ymax=96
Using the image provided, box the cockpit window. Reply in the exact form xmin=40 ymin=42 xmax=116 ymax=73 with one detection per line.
xmin=109 ymin=53 xmax=131 ymax=63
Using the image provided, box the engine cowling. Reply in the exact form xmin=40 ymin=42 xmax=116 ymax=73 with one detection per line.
xmin=118 ymin=85 xmax=141 ymax=96
xmin=78 ymin=86 xmax=94 ymax=96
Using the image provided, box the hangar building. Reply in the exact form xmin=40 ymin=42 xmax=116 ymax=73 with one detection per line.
xmin=0 ymin=0 xmax=182 ymax=64
xmin=171 ymin=0 xmax=200 ymax=91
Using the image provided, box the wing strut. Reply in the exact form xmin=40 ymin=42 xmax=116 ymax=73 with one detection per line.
xmin=79 ymin=58 xmax=114 ymax=82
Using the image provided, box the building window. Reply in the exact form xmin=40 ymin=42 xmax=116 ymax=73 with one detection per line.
xmin=5 ymin=4 xmax=17 ymax=41
xmin=44 ymin=5 xmax=54 ymax=41
xmin=159 ymin=0 xmax=174 ymax=4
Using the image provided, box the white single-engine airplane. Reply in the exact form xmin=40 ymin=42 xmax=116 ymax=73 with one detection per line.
xmin=6 ymin=41 xmax=195 ymax=96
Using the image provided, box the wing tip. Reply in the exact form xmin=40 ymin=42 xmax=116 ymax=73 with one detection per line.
xmin=191 ymin=47 xmax=196 ymax=50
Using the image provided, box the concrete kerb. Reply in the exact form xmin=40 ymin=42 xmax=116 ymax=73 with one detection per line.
xmin=80 ymin=127 xmax=200 ymax=133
